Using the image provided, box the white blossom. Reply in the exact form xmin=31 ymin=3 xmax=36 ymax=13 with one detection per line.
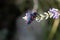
xmin=35 ymin=8 xmax=60 ymax=22
xmin=35 ymin=14 xmax=45 ymax=22
xmin=44 ymin=12 xmax=49 ymax=19
xmin=48 ymin=11 xmax=54 ymax=18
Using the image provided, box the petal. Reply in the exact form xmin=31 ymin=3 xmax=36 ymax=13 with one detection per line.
xmin=44 ymin=12 xmax=49 ymax=19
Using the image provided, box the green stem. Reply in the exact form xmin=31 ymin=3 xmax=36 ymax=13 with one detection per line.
xmin=48 ymin=18 xmax=60 ymax=40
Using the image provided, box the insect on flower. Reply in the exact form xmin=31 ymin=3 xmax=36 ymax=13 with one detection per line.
xmin=22 ymin=10 xmax=37 ymax=24
xmin=23 ymin=8 xmax=60 ymax=24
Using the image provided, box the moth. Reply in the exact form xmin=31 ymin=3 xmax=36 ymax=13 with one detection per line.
xmin=22 ymin=10 xmax=37 ymax=24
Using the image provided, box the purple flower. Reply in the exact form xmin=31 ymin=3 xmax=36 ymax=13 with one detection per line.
xmin=49 ymin=8 xmax=59 ymax=19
